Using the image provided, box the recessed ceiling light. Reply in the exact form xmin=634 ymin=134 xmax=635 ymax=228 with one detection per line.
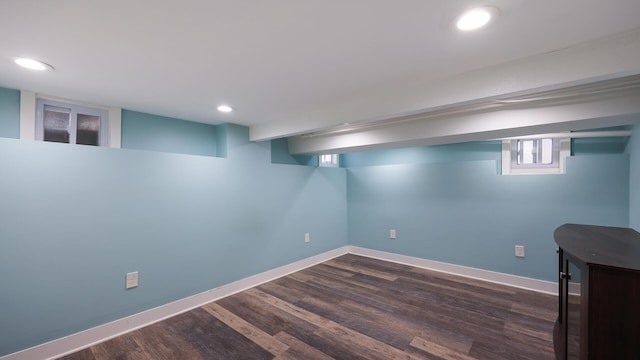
xmin=217 ymin=105 xmax=233 ymax=113
xmin=14 ymin=57 xmax=54 ymax=71
xmin=456 ymin=7 xmax=498 ymax=31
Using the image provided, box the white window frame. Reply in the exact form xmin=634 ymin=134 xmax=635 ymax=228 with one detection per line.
xmin=36 ymin=99 xmax=109 ymax=146
xmin=20 ymin=91 xmax=121 ymax=148
xmin=319 ymin=154 xmax=339 ymax=167
xmin=502 ymin=137 xmax=570 ymax=175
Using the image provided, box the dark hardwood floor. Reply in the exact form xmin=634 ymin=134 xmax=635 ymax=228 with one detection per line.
xmin=59 ymin=254 xmax=557 ymax=360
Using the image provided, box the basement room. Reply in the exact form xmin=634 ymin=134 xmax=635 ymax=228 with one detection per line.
xmin=1 ymin=1 xmax=640 ymax=359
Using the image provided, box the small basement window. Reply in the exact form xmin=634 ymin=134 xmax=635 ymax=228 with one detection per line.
xmin=513 ymin=138 xmax=558 ymax=168
xmin=319 ymin=154 xmax=339 ymax=167
xmin=36 ymin=99 xmax=109 ymax=146
xmin=502 ymin=137 xmax=570 ymax=175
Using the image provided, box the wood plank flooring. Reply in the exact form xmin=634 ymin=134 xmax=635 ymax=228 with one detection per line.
xmin=58 ymin=254 xmax=557 ymax=360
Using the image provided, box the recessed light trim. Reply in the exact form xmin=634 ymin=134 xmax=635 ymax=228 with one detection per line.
xmin=217 ymin=105 xmax=234 ymax=113
xmin=14 ymin=57 xmax=54 ymax=71
xmin=456 ymin=6 xmax=498 ymax=31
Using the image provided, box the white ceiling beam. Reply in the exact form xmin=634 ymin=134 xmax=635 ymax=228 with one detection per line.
xmin=498 ymin=130 xmax=632 ymax=140
xmin=253 ymin=28 xmax=640 ymax=142
xmin=288 ymin=88 xmax=640 ymax=154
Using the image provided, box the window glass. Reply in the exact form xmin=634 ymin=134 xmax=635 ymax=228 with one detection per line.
xmin=319 ymin=154 xmax=339 ymax=167
xmin=516 ymin=139 xmax=554 ymax=165
xmin=43 ymin=106 xmax=71 ymax=143
xmin=541 ymin=138 xmax=553 ymax=164
xmin=512 ymin=138 xmax=558 ymax=168
xmin=36 ymin=99 xmax=108 ymax=146
xmin=76 ymin=113 xmax=100 ymax=146
xmin=503 ymin=137 xmax=569 ymax=175
xmin=518 ymin=140 xmax=533 ymax=164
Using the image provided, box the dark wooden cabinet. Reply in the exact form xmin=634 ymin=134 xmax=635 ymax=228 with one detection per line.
xmin=553 ymin=224 xmax=640 ymax=360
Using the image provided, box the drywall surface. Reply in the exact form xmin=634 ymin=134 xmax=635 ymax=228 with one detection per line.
xmin=121 ymin=109 xmax=218 ymax=157
xmin=0 ymin=87 xmax=19 ymax=139
xmin=347 ymin=154 xmax=629 ymax=282
xmin=0 ymin=129 xmax=347 ymax=356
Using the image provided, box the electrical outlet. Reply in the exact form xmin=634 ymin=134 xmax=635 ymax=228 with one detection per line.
xmin=304 ymin=232 xmax=310 ymax=243
xmin=515 ymin=245 xmax=525 ymax=258
xmin=126 ymin=271 xmax=139 ymax=289
xmin=390 ymin=229 xmax=397 ymax=239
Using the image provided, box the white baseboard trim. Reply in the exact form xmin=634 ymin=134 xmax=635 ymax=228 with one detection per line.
xmin=1 ymin=247 xmax=349 ymax=360
xmin=3 ymin=246 xmax=562 ymax=360
xmin=347 ymin=246 xmax=559 ymax=295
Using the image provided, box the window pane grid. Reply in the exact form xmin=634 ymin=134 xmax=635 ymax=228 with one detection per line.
xmin=319 ymin=154 xmax=339 ymax=167
xmin=511 ymin=138 xmax=559 ymax=169
xmin=37 ymin=99 xmax=108 ymax=146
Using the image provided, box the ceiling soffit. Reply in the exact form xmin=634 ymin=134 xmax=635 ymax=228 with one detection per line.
xmin=288 ymin=74 xmax=640 ymax=154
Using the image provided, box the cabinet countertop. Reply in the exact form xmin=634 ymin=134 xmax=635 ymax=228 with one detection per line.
xmin=554 ymin=223 xmax=640 ymax=271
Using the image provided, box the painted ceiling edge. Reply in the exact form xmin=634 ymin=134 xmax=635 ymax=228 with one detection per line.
xmin=250 ymin=28 xmax=640 ymax=142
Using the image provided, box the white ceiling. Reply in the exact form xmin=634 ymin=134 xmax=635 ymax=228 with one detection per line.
xmin=1 ymin=0 xmax=640 ymax=146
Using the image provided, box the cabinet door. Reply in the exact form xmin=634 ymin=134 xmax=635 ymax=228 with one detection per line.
xmin=588 ymin=267 xmax=640 ymax=359
xmin=565 ymin=258 xmax=581 ymax=359
xmin=566 ymin=283 xmax=580 ymax=359
xmin=555 ymin=249 xmax=581 ymax=360
xmin=554 ymin=249 xmax=566 ymax=360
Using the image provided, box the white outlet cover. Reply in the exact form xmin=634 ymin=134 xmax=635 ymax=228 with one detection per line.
xmin=126 ymin=271 xmax=139 ymax=289
xmin=390 ymin=229 xmax=397 ymax=239
xmin=515 ymin=245 xmax=525 ymax=258
xmin=304 ymin=233 xmax=310 ymax=243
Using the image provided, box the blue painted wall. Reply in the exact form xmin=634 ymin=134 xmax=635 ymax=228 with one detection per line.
xmin=346 ymin=150 xmax=629 ymax=282
xmin=0 ymin=87 xmax=20 ymax=139
xmin=121 ymin=109 xmax=218 ymax=157
xmin=342 ymin=141 xmax=501 ymax=168
xmin=572 ymin=137 xmax=628 ymax=155
xmin=0 ymin=128 xmax=347 ymax=356
xmin=628 ymin=124 xmax=640 ymax=230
